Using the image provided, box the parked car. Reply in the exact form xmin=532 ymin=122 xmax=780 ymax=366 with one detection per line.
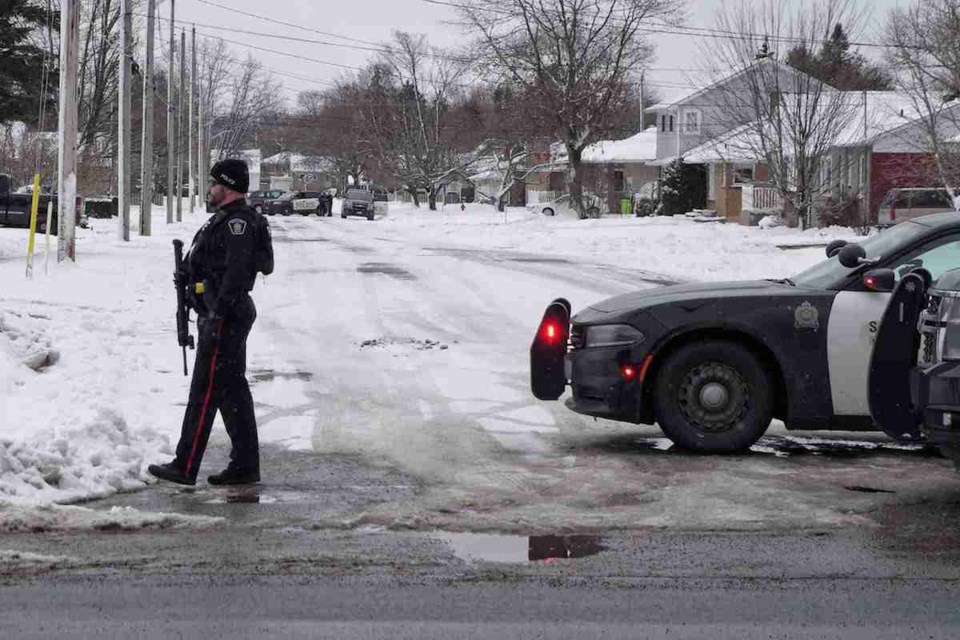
xmin=526 ymin=193 xmax=602 ymax=217
xmin=878 ymin=187 xmax=955 ymax=225
xmin=342 ymin=188 xmax=375 ymax=220
xmin=262 ymin=191 xmax=328 ymax=216
xmin=248 ymin=190 xmax=285 ymax=214
xmin=0 ymin=173 xmax=87 ymax=233
xmin=530 ymin=212 xmax=960 ymax=453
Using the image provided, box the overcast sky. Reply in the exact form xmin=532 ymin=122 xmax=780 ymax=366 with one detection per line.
xmin=163 ymin=0 xmax=910 ymax=107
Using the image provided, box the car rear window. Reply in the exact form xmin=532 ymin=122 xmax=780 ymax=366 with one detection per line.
xmin=913 ymin=190 xmax=951 ymax=207
xmin=347 ymin=189 xmax=374 ymax=200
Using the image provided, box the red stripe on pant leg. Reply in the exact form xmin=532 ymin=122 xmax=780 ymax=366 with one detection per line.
xmin=185 ymin=321 xmax=224 ymax=476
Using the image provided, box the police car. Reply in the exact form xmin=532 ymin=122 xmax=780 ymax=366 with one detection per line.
xmin=530 ymin=211 xmax=960 ymax=453
xmin=264 ymin=191 xmax=330 ymax=216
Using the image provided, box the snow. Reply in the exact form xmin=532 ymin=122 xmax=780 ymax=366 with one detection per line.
xmin=0 ymin=201 xmax=862 ymax=530
xmin=582 ymin=126 xmax=658 ymax=163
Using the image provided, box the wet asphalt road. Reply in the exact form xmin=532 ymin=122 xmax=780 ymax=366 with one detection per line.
xmin=5 ymin=218 xmax=960 ymax=636
xmin=3 ymin=442 xmax=960 ymax=637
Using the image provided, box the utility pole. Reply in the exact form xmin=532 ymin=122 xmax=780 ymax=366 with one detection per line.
xmin=198 ymin=72 xmax=205 ymax=203
xmin=166 ymin=0 xmax=175 ymax=224
xmin=117 ymin=0 xmax=132 ymax=241
xmin=189 ymin=26 xmax=196 ymax=213
xmin=638 ymin=71 xmax=645 ymax=130
xmin=140 ymin=0 xmax=156 ymax=236
xmin=176 ymin=30 xmax=185 ymax=222
xmin=57 ymin=0 xmax=79 ymax=262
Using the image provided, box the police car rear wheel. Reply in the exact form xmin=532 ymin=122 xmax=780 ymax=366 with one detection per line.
xmin=653 ymin=340 xmax=773 ymax=453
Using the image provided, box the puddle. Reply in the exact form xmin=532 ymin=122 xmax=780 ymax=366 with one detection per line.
xmin=435 ymin=532 xmax=605 ymax=564
xmin=845 ymin=485 xmax=897 ymax=494
xmin=251 ymin=369 xmax=314 ymax=383
xmin=508 ymin=256 xmax=571 ymax=264
xmin=357 ymin=263 xmax=416 ymax=280
xmin=203 ymin=490 xmax=278 ymax=505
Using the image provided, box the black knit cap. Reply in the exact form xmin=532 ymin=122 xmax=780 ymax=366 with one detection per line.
xmin=210 ymin=158 xmax=249 ymax=193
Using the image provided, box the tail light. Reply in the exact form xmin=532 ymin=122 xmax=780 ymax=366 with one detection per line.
xmin=531 ymin=298 xmax=572 ymax=401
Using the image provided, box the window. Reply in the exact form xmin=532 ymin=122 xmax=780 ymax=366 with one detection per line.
xmin=893 ymin=237 xmax=960 ymax=283
xmin=669 ymin=115 xmax=674 ymax=132
xmin=613 ymin=170 xmax=625 ymax=193
xmin=708 ymin=164 xmax=717 ymax=200
xmin=821 ymin=157 xmax=833 ymax=191
xmin=731 ymin=163 xmax=754 ymax=185
xmin=683 ymin=110 xmax=701 ymax=135
xmin=660 ymin=115 xmax=666 ymax=132
xmin=912 ymin=189 xmax=951 ymax=208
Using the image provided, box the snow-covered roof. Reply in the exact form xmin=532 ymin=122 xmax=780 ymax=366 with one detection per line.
xmin=262 ymin=152 xmax=332 ymax=172
xmin=832 ymin=92 xmax=925 ymax=146
xmin=681 ymin=122 xmax=764 ymax=164
xmin=238 ymin=148 xmax=261 ymax=174
xmin=582 ymin=126 xmax=658 ymax=163
xmin=674 ymin=92 xmax=942 ymax=164
xmin=646 ymin=58 xmax=781 ymax=113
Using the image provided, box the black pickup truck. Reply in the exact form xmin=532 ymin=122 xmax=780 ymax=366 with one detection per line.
xmin=0 ymin=174 xmax=86 ymax=234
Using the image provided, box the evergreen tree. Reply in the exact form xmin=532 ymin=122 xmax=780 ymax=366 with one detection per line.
xmin=785 ymin=23 xmax=892 ymax=91
xmin=0 ymin=0 xmax=55 ymax=125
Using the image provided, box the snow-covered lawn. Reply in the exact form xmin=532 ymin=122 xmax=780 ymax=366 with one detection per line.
xmin=0 ymin=202 xmax=866 ymax=530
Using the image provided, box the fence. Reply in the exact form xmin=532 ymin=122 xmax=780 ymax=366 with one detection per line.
xmin=741 ymin=184 xmax=783 ymax=212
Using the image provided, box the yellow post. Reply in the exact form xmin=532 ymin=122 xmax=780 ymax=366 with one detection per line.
xmin=25 ymin=173 xmax=40 ymax=277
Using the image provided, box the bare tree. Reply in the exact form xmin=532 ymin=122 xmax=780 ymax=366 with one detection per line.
xmin=885 ymin=0 xmax=960 ymax=206
xmin=211 ymin=54 xmax=284 ymax=159
xmin=705 ymin=0 xmax=867 ymax=227
xmin=457 ymin=0 xmax=678 ymax=218
xmin=375 ymin=31 xmax=471 ymax=209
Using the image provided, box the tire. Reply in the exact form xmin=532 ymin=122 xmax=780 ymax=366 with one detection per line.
xmin=652 ymin=340 xmax=773 ymax=453
xmin=341 ymin=213 xmax=347 ymax=219
xmin=542 ymin=207 xmax=555 ymax=216
xmin=367 ymin=213 xmax=374 ymax=221
xmin=587 ymin=206 xmax=600 ymax=217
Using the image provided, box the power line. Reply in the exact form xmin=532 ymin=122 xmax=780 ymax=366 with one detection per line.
xmin=420 ymin=0 xmax=909 ymax=51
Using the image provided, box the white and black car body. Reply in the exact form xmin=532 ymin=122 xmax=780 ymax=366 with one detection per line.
xmin=263 ymin=191 xmax=330 ymax=216
xmin=531 ymin=212 xmax=960 ymax=453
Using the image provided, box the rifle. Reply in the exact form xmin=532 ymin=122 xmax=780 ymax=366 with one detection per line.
xmin=172 ymin=239 xmax=195 ymax=375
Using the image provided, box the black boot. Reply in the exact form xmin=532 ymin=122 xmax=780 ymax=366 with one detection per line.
xmin=148 ymin=462 xmax=196 ymax=486
xmin=208 ymin=465 xmax=260 ymax=485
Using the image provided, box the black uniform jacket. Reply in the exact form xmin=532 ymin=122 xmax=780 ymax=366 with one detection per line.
xmin=185 ymin=199 xmax=258 ymax=316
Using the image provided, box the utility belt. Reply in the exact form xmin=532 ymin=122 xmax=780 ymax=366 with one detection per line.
xmin=186 ymin=280 xmax=249 ymax=316
xmin=187 ymin=280 xmax=216 ymax=316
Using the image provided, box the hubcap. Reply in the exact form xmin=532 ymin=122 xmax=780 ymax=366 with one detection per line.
xmin=699 ymin=383 xmax=729 ymax=409
xmin=677 ymin=362 xmax=750 ymax=433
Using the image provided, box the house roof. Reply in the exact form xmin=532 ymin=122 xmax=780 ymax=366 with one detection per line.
xmin=646 ymin=58 xmax=781 ymax=113
xmin=262 ymin=151 xmax=331 ymax=172
xmin=674 ymin=92 xmax=940 ymax=164
xmin=832 ymin=92 xmax=924 ymax=146
xmin=582 ymin=126 xmax=658 ymax=163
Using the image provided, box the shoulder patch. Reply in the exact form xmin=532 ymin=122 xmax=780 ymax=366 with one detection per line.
xmin=228 ymin=218 xmax=247 ymax=236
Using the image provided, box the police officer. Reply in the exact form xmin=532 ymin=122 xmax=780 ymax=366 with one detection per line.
xmin=149 ymin=159 xmax=265 ymax=486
